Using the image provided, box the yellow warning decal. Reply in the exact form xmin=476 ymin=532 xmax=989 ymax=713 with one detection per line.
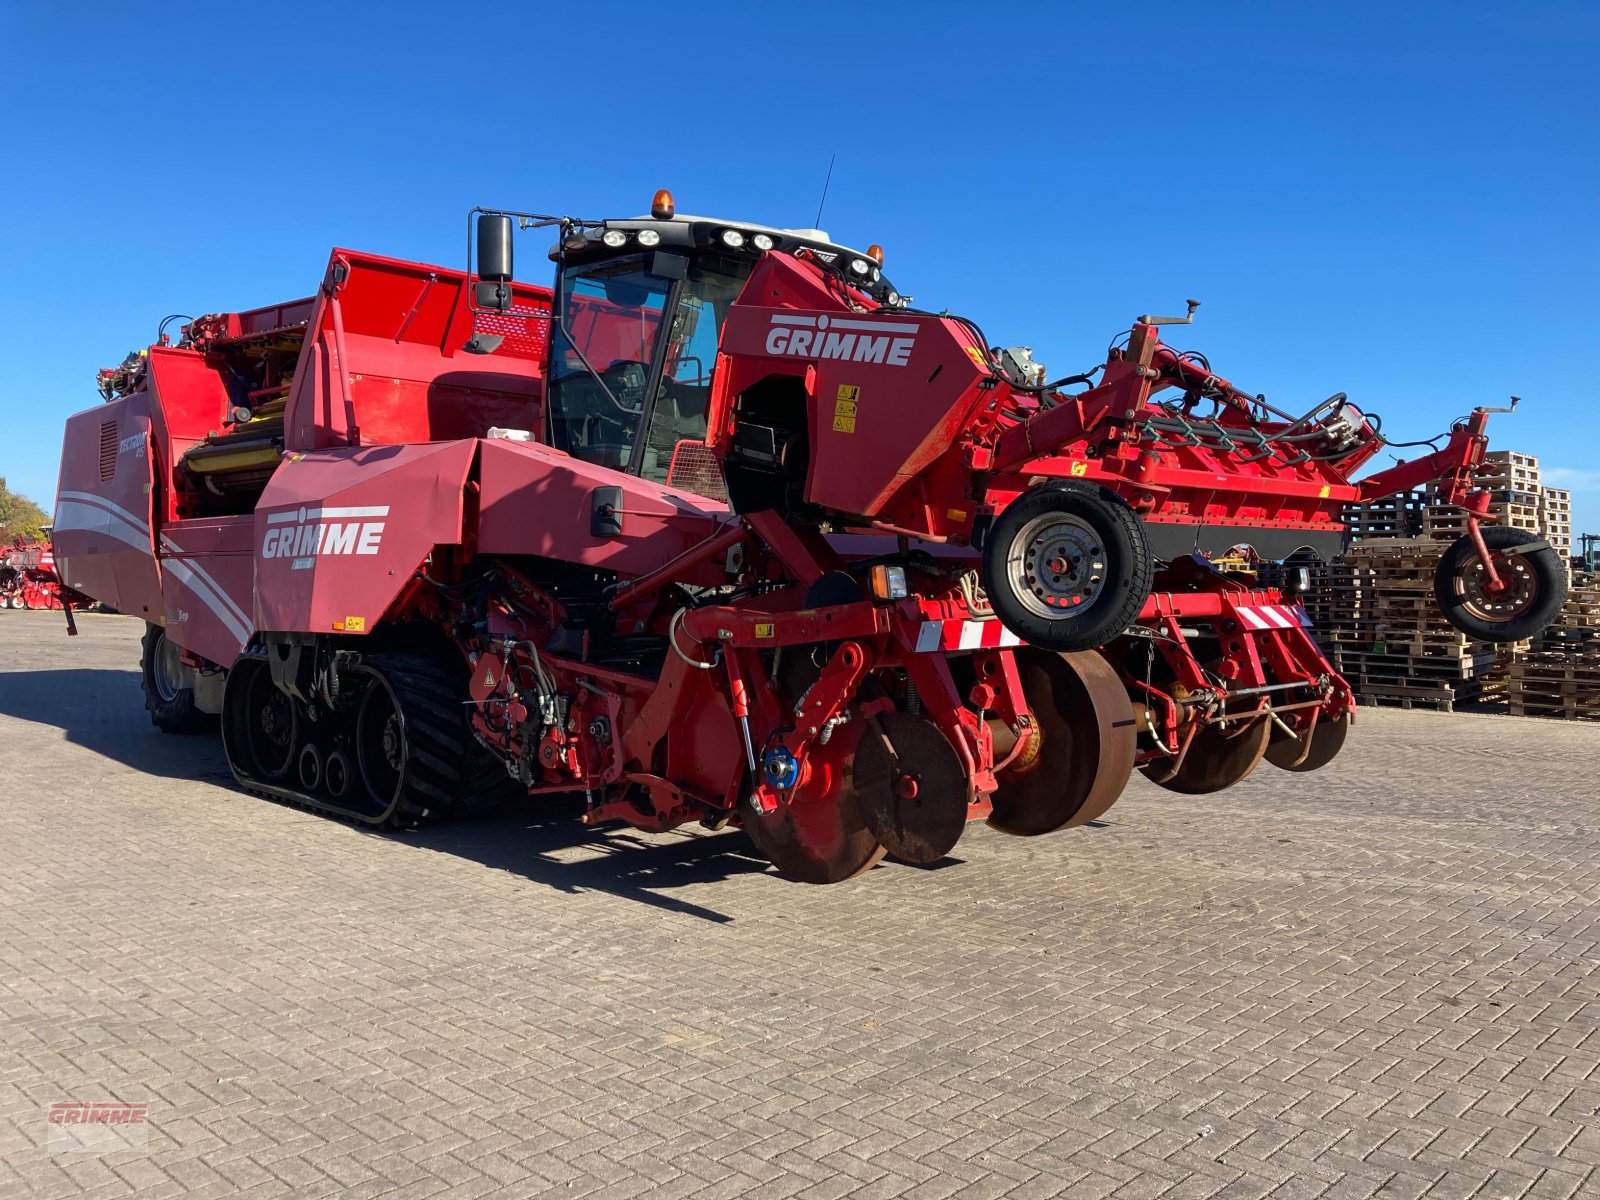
xmin=836 ymin=384 xmax=859 ymax=401
xmin=964 ymin=346 xmax=986 ymax=366
xmin=946 ymin=507 xmax=967 ymax=522
xmin=754 ymin=623 xmax=775 ymax=639
xmin=1318 ymin=484 xmax=1331 ymax=498
xmin=343 ymin=616 xmax=366 ymax=632
xmin=1070 ymin=461 xmax=1090 ymax=477
xmin=833 ymin=398 xmax=858 ymax=434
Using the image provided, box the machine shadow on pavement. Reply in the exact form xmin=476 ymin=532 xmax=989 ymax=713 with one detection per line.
xmin=400 ymin=799 xmax=773 ymax=924
xmin=0 ymin=661 xmax=771 ymax=922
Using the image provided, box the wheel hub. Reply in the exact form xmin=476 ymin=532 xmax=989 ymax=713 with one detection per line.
xmin=1011 ymin=513 xmax=1104 ymax=618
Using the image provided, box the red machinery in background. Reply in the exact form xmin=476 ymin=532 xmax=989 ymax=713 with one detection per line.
xmin=0 ymin=537 xmax=89 ymax=611
xmin=51 ymin=192 xmax=1566 ymax=882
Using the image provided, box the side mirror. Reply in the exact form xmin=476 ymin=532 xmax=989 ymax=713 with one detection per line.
xmin=476 ymin=213 xmax=514 ymax=311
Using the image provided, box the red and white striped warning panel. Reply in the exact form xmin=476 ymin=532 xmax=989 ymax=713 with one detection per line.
xmin=913 ymin=619 xmax=1023 ymax=652
xmin=1234 ymin=603 xmax=1312 ymax=630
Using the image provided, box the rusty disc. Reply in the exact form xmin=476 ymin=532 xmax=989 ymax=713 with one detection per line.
xmin=741 ymin=723 xmax=887 ymax=884
xmin=850 ymin=712 xmax=970 ymax=864
xmin=987 ymin=649 xmax=1139 ymax=836
xmin=1143 ymin=716 xmax=1271 ymax=794
xmin=1265 ymin=710 xmax=1351 ymax=773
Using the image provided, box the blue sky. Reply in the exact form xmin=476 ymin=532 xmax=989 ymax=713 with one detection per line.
xmin=2 ymin=2 xmax=1596 ymax=536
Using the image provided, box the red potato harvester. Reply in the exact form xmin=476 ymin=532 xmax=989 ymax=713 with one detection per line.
xmin=1 ymin=537 xmax=90 ymax=613
xmin=52 ymin=191 xmax=1566 ymax=882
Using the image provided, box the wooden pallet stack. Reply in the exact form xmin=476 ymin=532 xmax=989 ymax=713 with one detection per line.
xmin=1540 ymin=486 xmax=1573 ymax=561
xmin=1422 ymin=450 xmax=1544 ymax=540
xmin=1302 ymin=539 xmax=1505 ymax=710
xmin=1339 ymin=489 xmax=1427 ymax=542
xmin=1508 ymin=584 xmax=1600 ymax=721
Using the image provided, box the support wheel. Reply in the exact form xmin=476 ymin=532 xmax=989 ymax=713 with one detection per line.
xmin=982 ymin=483 xmax=1153 ymax=652
xmin=141 ymin=623 xmax=213 ymax=734
xmin=1434 ymin=526 xmax=1568 ymax=642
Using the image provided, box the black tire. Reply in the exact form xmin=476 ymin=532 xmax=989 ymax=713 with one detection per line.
xmin=140 ymin=623 xmax=214 ymax=734
xmin=1433 ymin=526 xmax=1568 ymax=642
xmin=982 ymin=482 xmax=1154 ymax=652
xmin=352 ymin=654 xmax=514 ymax=827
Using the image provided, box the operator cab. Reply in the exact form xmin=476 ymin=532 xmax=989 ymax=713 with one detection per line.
xmin=533 ymin=191 xmax=901 ymax=498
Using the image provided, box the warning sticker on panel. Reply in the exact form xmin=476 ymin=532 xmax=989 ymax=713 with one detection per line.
xmin=833 ymin=385 xmax=859 ymax=434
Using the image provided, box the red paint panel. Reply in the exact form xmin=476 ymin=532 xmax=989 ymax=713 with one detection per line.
xmin=476 ymin=438 xmax=728 ymax=576
xmin=53 ymin=396 xmax=163 ymax=621
xmin=158 ymin=516 xmax=256 ymax=666
xmin=253 ymin=440 xmax=476 ymax=633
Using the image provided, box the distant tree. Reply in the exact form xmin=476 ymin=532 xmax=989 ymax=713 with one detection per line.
xmin=0 ymin=477 xmax=51 ymax=542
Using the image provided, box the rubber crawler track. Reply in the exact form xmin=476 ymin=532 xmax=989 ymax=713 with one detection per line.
xmin=224 ymin=651 xmax=515 ymax=829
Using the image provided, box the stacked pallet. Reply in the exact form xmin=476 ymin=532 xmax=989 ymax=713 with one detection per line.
xmin=1302 ymin=539 xmax=1505 ymax=711
xmin=1509 ymin=585 xmax=1600 ymax=721
xmin=1540 ymin=487 xmax=1573 ymax=561
xmin=1339 ymin=489 xmax=1426 ymax=542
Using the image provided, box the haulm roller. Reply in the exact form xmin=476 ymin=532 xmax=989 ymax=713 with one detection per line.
xmin=53 ymin=191 xmax=1565 ymax=882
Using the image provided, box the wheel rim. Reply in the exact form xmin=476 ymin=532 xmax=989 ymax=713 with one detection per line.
xmin=242 ymin=663 xmax=297 ymax=780
xmin=152 ymin=630 xmax=184 ymax=703
xmin=1456 ymin=552 xmax=1541 ymax=622
xmin=355 ymin=678 xmax=405 ymax=811
xmin=1005 ymin=512 xmax=1106 ymax=621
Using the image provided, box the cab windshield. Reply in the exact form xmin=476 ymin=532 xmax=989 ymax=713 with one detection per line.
xmin=549 ymin=253 xmax=750 ymax=489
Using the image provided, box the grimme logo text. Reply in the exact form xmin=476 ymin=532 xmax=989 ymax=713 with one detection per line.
xmin=764 ymin=314 xmax=917 ymax=366
xmin=262 ymin=505 xmax=389 ymax=568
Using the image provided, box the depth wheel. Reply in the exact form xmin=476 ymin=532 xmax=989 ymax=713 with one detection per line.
xmin=742 ymin=722 xmax=887 ymax=884
xmin=981 ymin=483 xmax=1153 ymax=652
xmin=988 ymin=650 xmax=1137 ymax=835
xmin=1265 ymin=710 xmax=1350 ymax=772
xmin=1434 ymin=526 xmax=1568 ymax=642
xmin=1143 ymin=718 xmax=1271 ymax=794
xmin=850 ymin=712 xmax=970 ymax=864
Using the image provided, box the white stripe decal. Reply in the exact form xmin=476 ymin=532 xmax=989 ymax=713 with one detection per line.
xmin=1260 ymin=606 xmax=1293 ymax=629
xmin=161 ymin=558 xmax=251 ymax=645
xmin=770 ymin=315 xmax=816 ymax=327
xmin=999 ymin=627 xmax=1022 ymax=647
xmin=160 ymin=541 xmax=252 ymax=631
xmin=58 ymin=491 xmax=150 ymax=535
xmin=957 ymin=621 xmax=985 ymax=651
xmin=53 ymin=500 xmax=150 ymax=551
xmin=266 ymin=503 xmax=390 ymax=524
xmin=1237 ymin=606 xmax=1271 ymax=630
xmin=831 ymin=318 xmax=919 ymax=334
xmin=914 ymin=622 xmax=943 ymax=653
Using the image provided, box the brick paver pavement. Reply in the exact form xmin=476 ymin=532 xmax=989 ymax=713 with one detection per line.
xmin=1 ymin=611 xmax=1596 ymax=1199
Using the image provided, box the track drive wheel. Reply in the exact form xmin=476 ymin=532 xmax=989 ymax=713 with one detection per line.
xmin=141 ymin=622 xmax=213 ymax=734
xmin=981 ymin=483 xmax=1154 ymax=652
xmin=1265 ymin=710 xmax=1350 ymax=772
xmin=352 ymin=654 xmax=509 ymax=827
xmin=222 ymin=657 xmax=300 ymax=783
xmin=1142 ymin=717 xmax=1271 ymax=794
xmin=742 ymin=721 xmax=887 ymax=884
xmin=987 ymin=649 xmax=1138 ymax=835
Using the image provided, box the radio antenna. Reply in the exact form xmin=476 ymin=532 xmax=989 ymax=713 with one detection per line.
xmin=813 ymin=153 xmax=837 ymax=230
